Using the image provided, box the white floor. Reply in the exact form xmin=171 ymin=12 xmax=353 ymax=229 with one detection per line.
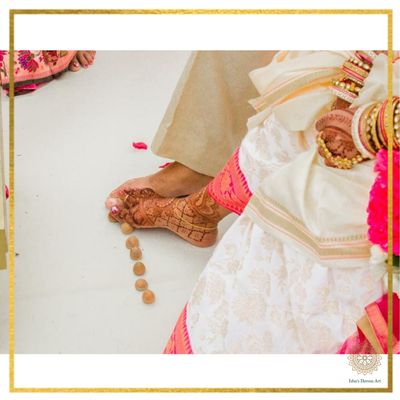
xmin=0 ymin=51 xmax=236 ymax=353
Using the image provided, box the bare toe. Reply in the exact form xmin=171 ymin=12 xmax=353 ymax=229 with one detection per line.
xmin=105 ymin=197 xmax=124 ymax=210
xmin=106 ymin=178 xmax=155 ymax=209
xmin=68 ymin=56 xmax=81 ymax=72
xmin=85 ymin=51 xmax=96 ymax=65
xmin=82 ymin=51 xmax=93 ymax=65
xmin=77 ymin=52 xmax=89 ymax=69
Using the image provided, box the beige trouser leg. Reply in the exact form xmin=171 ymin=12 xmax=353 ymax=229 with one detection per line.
xmin=151 ymin=51 xmax=276 ymax=177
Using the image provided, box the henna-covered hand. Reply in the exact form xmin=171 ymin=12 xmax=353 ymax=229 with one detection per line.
xmin=315 ymin=108 xmax=361 ymax=168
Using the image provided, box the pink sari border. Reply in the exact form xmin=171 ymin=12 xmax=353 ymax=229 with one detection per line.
xmin=163 ymin=304 xmax=193 ymax=354
xmin=337 ymin=293 xmax=400 ymax=354
xmin=207 ymin=148 xmax=252 ymax=215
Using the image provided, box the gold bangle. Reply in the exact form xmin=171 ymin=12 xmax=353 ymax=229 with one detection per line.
xmin=369 ymin=103 xmax=383 ymax=151
xmin=332 ymin=78 xmax=361 ymax=94
xmin=359 ymin=102 xmax=378 ymax=157
xmin=394 ymin=98 xmax=400 ymax=148
xmin=343 ymin=61 xmax=369 ymax=79
xmin=317 ymin=133 xmax=363 ymax=169
xmin=377 ymin=100 xmax=388 ymax=148
xmin=352 ymin=102 xmax=376 ymax=159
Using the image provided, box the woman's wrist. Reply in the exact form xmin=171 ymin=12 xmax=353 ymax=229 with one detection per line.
xmin=351 ymin=97 xmax=400 ymax=160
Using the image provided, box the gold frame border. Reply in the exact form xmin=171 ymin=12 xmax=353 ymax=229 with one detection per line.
xmin=8 ymin=8 xmax=394 ymax=393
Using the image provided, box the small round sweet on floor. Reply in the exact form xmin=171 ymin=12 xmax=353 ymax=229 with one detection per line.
xmin=133 ymin=261 xmax=146 ymax=276
xmin=135 ymin=278 xmax=148 ymax=291
xmin=142 ymin=289 xmax=155 ymax=304
xmin=126 ymin=235 xmax=139 ymax=249
xmin=130 ymin=247 xmax=142 ymax=260
xmin=121 ymin=222 xmax=135 ymax=234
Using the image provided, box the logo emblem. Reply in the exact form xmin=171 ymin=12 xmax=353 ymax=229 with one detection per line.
xmin=348 ymin=354 xmax=382 ymax=375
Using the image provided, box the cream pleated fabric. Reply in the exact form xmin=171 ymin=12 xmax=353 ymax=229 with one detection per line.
xmin=246 ymin=52 xmax=399 ymax=268
xmin=186 ymin=115 xmax=384 ymax=353
xmin=185 ymin=51 xmax=398 ymax=353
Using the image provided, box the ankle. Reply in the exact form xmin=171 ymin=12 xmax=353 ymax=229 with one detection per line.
xmin=149 ymin=162 xmax=212 ymax=197
xmin=186 ymin=187 xmax=230 ymax=225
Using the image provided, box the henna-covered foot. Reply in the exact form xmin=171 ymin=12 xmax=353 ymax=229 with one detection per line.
xmin=111 ymin=187 xmax=229 ymax=247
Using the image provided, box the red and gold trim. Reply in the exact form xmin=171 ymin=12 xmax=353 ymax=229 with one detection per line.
xmin=163 ymin=304 xmax=193 ymax=354
xmin=207 ymin=148 xmax=252 ymax=215
xmin=337 ymin=293 xmax=400 ymax=354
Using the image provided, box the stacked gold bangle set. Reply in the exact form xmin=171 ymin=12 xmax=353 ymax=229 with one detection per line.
xmin=351 ymin=98 xmax=400 ymax=157
xmin=331 ymin=51 xmax=376 ymax=104
xmin=317 ymin=50 xmax=399 ymax=169
xmin=317 ymin=135 xmax=364 ymax=169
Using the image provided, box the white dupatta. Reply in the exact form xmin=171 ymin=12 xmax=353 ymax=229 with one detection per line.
xmin=244 ymin=51 xmax=400 ymax=268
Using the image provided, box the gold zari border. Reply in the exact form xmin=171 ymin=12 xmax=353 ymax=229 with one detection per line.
xmin=247 ymin=195 xmax=371 ymax=260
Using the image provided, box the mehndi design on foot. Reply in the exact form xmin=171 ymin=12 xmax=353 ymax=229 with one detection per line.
xmin=111 ymin=187 xmax=229 ymax=247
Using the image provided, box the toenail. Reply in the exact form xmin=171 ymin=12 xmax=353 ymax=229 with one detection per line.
xmin=111 ymin=206 xmax=119 ymax=214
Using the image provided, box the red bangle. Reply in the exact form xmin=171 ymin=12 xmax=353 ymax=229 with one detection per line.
xmin=378 ymin=99 xmax=389 ymax=148
xmin=394 ymin=97 xmax=400 ymax=149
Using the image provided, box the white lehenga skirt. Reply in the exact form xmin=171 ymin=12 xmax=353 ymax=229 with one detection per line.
xmin=183 ymin=115 xmax=384 ymax=354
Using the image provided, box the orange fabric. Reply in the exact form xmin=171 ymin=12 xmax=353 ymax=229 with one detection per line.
xmin=337 ymin=293 xmax=400 ymax=354
xmin=163 ymin=304 xmax=193 ymax=354
xmin=207 ymin=148 xmax=252 ymax=215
